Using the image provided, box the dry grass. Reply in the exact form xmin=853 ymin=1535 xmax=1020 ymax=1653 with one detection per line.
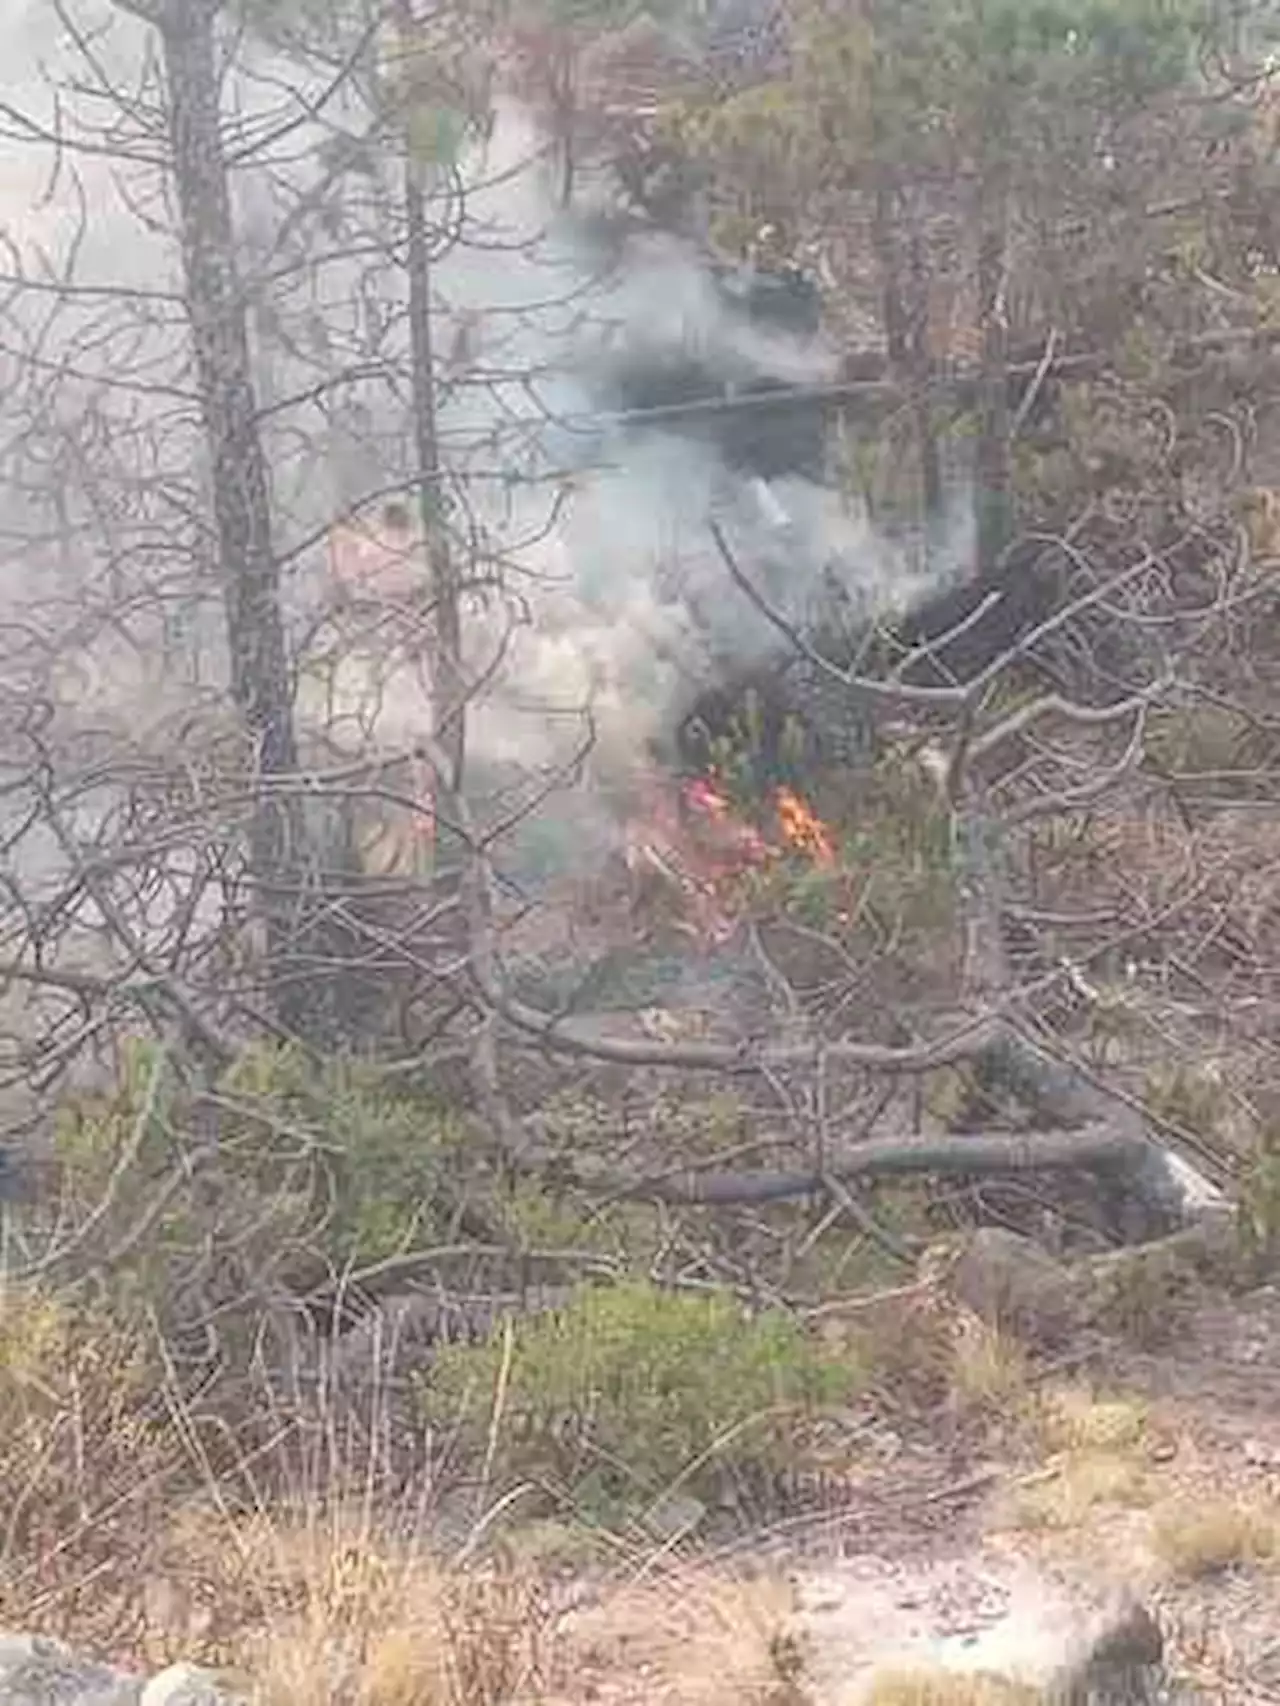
xmin=856 ymin=1668 xmax=1040 ymax=1704
xmin=123 ymin=1481 xmax=826 ymax=1706
xmin=977 ymin=1379 xmax=1157 ymax=1535
xmin=0 ymin=1276 xmax=560 ymax=1701
xmin=1148 ymin=1497 xmax=1280 ymax=1581
xmin=559 ymin=1568 xmax=810 ymax=1706
xmin=251 ymin=1548 xmax=546 ymax=1706
xmin=3 ymin=1306 xmax=814 ymax=1706
xmin=118 ymin=1481 xmax=558 ymax=1704
xmin=995 ymin=1450 xmax=1152 ymax=1534
xmin=1027 ymin=1383 xmax=1148 ymax=1457
xmin=0 ymin=1287 xmax=184 ymax=1652
xmin=947 ymin=1319 xmax=1032 ymax=1417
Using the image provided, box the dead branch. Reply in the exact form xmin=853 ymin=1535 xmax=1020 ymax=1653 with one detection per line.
xmin=516 ymin=1124 xmax=1146 ymax=1205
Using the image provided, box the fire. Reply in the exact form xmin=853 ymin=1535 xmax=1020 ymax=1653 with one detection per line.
xmin=681 ymin=776 xmax=772 ymax=870
xmin=774 ymin=785 xmax=836 ymax=867
xmin=624 ymin=767 xmax=839 ymax=947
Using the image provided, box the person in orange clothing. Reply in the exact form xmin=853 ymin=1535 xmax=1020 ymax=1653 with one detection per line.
xmin=327 ymin=501 xmax=427 ymax=605
xmin=323 ymin=500 xmax=438 ymax=876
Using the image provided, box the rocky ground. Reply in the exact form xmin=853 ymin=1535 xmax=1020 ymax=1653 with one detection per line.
xmin=4 ymin=1276 xmax=1280 ymax=1705
xmin=539 ymin=1278 xmax=1280 ymax=1704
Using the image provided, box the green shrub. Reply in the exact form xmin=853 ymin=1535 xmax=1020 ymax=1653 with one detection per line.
xmin=425 ymin=1280 xmax=862 ymax=1514
xmin=0 ymin=1286 xmax=179 ymax=1641
xmin=1239 ymin=1126 xmax=1280 ymax=1271
xmin=52 ymin=1037 xmax=480 ymax=1334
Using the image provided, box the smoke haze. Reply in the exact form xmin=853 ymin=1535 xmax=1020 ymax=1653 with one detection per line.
xmin=0 ymin=6 xmax=973 ymax=888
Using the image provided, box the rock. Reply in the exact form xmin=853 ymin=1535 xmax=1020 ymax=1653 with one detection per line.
xmin=0 ymin=1641 xmax=241 ymax=1706
xmin=0 ymin=1635 xmax=141 ymax=1706
xmin=856 ymin=1589 xmax=1181 ymax=1704
xmin=140 ymin=1667 xmax=239 ymax=1706
xmin=643 ymin=1493 xmax=707 ymax=1540
xmin=924 ymin=1228 xmax=1079 ymax=1346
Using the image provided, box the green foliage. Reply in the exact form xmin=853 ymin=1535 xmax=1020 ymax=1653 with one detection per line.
xmin=1239 ymin=1126 xmax=1280 ymax=1270
xmin=1143 ymin=1060 xmax=1230 ymax=1144
xmin=0 ymin=1286 xmax=177 ymax=1632
xmin=690 ymin=686 xmax=809 ymax=811
xmin=222 ymin=1041 xmax=472 ymax=1260
xmin=53 ymin=1039 xmax=477 ymax=1332
xmin=839 ymin=747 xmax=956 ymax=935
xmin=500 ymin=1177 xmax=661 ymax=1264
xmin=720 ymin=742 xmax=954 ymax=946
xmin=678 ymin=0 xmax=1206 ymax=283
xmin=426 ymin=1280 xmax=862 ymax=1512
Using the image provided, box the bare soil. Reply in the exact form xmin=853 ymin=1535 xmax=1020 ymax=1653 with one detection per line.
xmin=546 ymin=1281 xmax=1280 ymax=1705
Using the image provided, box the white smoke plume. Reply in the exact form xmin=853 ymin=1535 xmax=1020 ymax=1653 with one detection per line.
xmin=410 ymin=95 xmax=973 ymax=802
xmin=0 ymin=6 xmax=972 ymax=889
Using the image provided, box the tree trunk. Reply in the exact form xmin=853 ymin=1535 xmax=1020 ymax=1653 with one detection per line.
xmin=973 ymin=155 xmax=1012 ymax=573
xmin=872 ymin=177 xmax=943 ymax=547
xmin=872 ymin=178 xmax=909 ymax=369
xmin=158 ymin=0 xmax=310 ymax=1033
xmin=906 ymin=203 xmax=943 ymax=523
xmin=393 ymin=0 xmax=466 ymax=873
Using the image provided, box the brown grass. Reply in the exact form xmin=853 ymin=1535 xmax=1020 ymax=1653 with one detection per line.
xmin=1149 ymin=1497 xmax=1279 ymax=1581
xmin=857 ymin=1669 xmax=1040 ymax=1704
xmin=1026 ymin=1383 xmax=1148 ymax=1456
xmin=250 ymin=1546 xmax=546 ymax=1706
xmin=558 ymin=1569 xmax=809 ymax=1706
xmin=0 ymin=1288 xmax=184 ymax=1653
xmin=946 ymin=1319 xmax=1032 ymax=1419
xmin=0 ymin=1276 xmax=823 ymax=1706
xmin=996 ymin=1451 xmax=1152 ymax=1533
xmin=985 ymin=1380 xmax=1155 ymax=1534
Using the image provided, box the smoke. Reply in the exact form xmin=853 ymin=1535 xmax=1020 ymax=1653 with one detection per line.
xmin=0 ymin=11 xmax=973 ymax=889
xmin=421 ymin=96 xmax=973 ymax=809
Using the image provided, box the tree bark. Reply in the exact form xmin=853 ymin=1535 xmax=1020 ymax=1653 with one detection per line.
xmin=973 ymin=151 xmax=1012 ymax=573
xmin=158 ymin=0 xmax=309 ymax=1033
xmin=872 ymin=178 xmax=909 ymax=370
xmin=393 ymin=0 xmax=467 ymax=901
xmin=906 ymin=200 xmax=943 ymax=522
xmin=873 ymin=173 xmax=941 ymax=545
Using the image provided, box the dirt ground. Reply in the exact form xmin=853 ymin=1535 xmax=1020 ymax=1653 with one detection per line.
xmin=548 ymin=1282 xmax=1280 ymax=1705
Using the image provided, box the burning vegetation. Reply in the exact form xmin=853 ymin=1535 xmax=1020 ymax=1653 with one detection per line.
xmin=624 ymin=761 xmax=839 ymax=945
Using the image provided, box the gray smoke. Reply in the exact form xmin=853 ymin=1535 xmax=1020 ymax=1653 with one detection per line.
xmin=0 ymin=6 xmax=973 ymax=890
xmin=421 ymin=97 xmax=973 ymax=791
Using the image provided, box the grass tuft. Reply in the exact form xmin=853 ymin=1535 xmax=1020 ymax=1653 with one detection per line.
xmin=947 ymin=1318 xmax=1032 ymax=1417
xmin=1149 ymin=1497 xmax=1279 ymax=1581
xmin=1028 ymin=1383 xmax=1148 ymax=1456
xmin=995 ymin=1450 xmax=1152 ymax=1533
xmin=858 ymin=1667 xmax=1040 ymax=1704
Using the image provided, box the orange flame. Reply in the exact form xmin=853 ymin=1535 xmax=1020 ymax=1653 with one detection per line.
xmin=681 ymin=776 xmax=772 ymax=869
xmin=774 ymin=786 xmax=836 ymax=867
xmin=625 ymin=769 xmax=839 ymax=948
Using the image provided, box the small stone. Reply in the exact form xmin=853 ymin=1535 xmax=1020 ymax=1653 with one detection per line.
xmin=0 ymin=1634 xmax=141 ymax=1706
xmin=927 ymin=1227 xmax=1078 ymax=1346
xmin=642 ymin=1493 xmax=707 ymax=1540
xmin=139 ymin=1666 xmax=239 ymax=1706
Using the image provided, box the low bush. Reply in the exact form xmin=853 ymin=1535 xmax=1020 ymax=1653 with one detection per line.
xmin=0 ymin=1285 xmax=179 ymax=1646
xmin=1150 ymin=1497 xmax=1278 ymax=1581
xmin=425 ymin=1280 xmax=863 ymax=1518
xmin=52 ymin=1038 xmax=480 ymax=1322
